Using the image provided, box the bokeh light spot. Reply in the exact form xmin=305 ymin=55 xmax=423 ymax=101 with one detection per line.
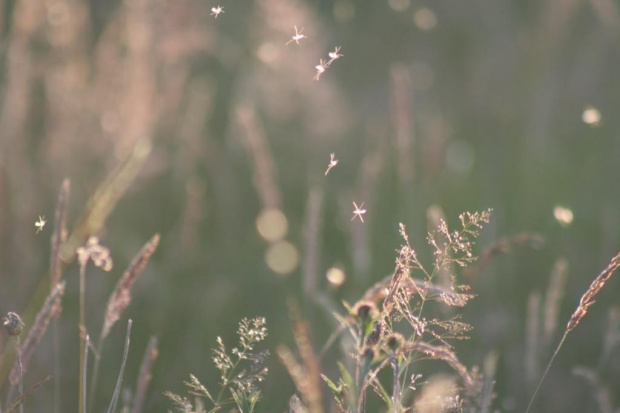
xmin=326 ymin=267 xmax=346 ymax=287
xmin=265 ymin=241 xmax=299 ymax=276
xmin=413 ymin=8 xmax=437 ymax=31
xmin=389 ymin=0 xmax=410 ymax=12
xmin=582 ymin=106 xmax=601 ymax=126
xmin=554 ymin=206 xmax=574 ymax=227
xmin=256 ymin=208 xmax=288 ymax=242
xmin=257 ymin=43 xmax=280 ymax=65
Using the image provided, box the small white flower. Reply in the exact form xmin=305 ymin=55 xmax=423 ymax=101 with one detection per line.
xmin=211 ymin=6 xmax=224 ymax=18
xmin=35 ymin=215 xmax=46 ymax=234
xmin=286 ymin=26 xmax=307 ymax=45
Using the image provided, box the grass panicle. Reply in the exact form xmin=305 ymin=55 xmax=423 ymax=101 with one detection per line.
xmin=90 ymin=234 xmax=159 ymax=410
xmin=133 ymin=336 xmax=159 ymax=413
xmin=526 ymin=251 xmax=620 ymax=413
xmin=50 ymin=178 xmax=70 ymax=288
xmin=166 ymin=317 xmax=269 ymax=413
xmin=9 ymin=282 xmax=66 ymax=385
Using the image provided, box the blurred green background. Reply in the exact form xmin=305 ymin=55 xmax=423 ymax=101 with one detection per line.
xmin=0 ymin=0 xmax=619 ymax=411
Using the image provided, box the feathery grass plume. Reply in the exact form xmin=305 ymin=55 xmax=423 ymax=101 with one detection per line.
xmin=166 ymin=317 xmax=269 ymax=412
xmin=526 ymin=251 xmax=620 ymax=413
xmin=107 ymin=320 xmax=133 ymax=413
xmin=50 ymin=178 xmax=70 ymax=288
xmin=60 ymin=139 xmax=151 ymax=263
xmin=9 ymin=281 xmax=66 ymax=384
xmin=133 ymin=336 xmax=159 ymax=413
xmin=101 ymin=234 xmax=160 ymax=340
xmin=320 ymin=212 xmax=491 ymax=413
xmin=90 ymin=234 xmax=159 ymax=410
xmin=5 ymin=375 xmax=51 ymax=413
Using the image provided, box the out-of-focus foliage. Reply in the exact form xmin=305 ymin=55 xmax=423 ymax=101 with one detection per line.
xmin=0 ymin=0 xmax=619 ymax=411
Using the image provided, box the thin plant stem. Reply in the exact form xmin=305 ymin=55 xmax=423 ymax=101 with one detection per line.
xmin=53 ymin=321 xmax=60 ymax=413
xmin=391 ymin=358 xmax=401 ymax=412
xmin=15 ymin=338 xmax=23 ymax=413
xmin=107 ymin=320 xmax=133 ymax=413
xmin=79 ymin=261 xmax=87 ymax=413
xmin=88 ymin=341 xmax=105 ymax=413
xmin=525 ymin=329 xmax=568 ymax=413
xmin=83 ymin=335 xmax=90 ymax=413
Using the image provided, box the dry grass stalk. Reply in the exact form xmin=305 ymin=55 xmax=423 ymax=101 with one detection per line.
xmin=525 ymin=291 xmax=541 ymax=387
xmin=107 ymin=320 xmax=133 ymax=413
xmin=278 ymin=303 xmax=323 ymax=413
xmin=6 ymin=375 xmax=51 ymax=413
xmin=599 ymin=307 xmax=620 ymax=370
xmin=572 ymin=367 xmax=613 ymax=413
xmin=390 ymin=64 xmax=414 ymax=188
xmin=82 ymin=335 xmax=90 ymax=413
xmin=9 ymin=282 xmax=66 ymax=384
xmin=237 ymin=104 xmax=281 ymax=210
xmin=50 ymin=179 xmax=70 ymax=288
xmin=542 ymin=258 xmax=568 ymax=350
xmin=133 ymin=336 xmax=159 ymax=413
xmin=526 ymin=250 xmax=620 ymax=413
xmin=60 ymin=139 xmax=152 ymax=263
xmin=303 ymin=185 xmax=323 ymax=296
xmin=101 ymin=234 xmax=160 ymax=340
xmin=89 ymin=234 xmax=159 ymax=410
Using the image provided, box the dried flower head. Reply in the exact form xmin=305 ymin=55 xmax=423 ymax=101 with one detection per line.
xmin=77 ymin=236 xmax=113 ymax=271
xmin=3 ymin=312 xmax=24 ymax=336
xmin=352 ymin=301 xmax=378 ymax=321
xmin=386 ymin=333 xmax=405 ymax=353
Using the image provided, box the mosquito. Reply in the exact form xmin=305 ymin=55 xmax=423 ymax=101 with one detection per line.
xmin=35 ymin=215 xmax=46 ymax=233
xmin=286 ymin=26 xmax=307 ymax=45
xmin=314 ymin=59 xmax=328 ymax=80
xmin=352 ymin=202 xmax=367 ymax=223
xmin=211 ymin=6 xmax=224 ymax=18
xmin=325 ymin=153 xmax=339 ymax=176
xmin=327 ymin=46 xmax=343 ymax=64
